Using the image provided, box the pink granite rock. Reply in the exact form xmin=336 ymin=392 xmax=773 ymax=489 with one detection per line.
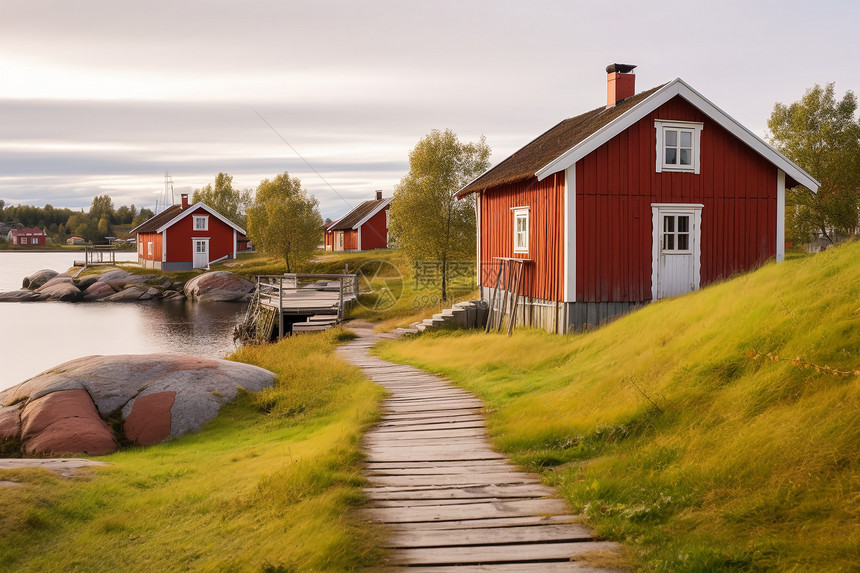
xmin=0 ymin=404 xmax=21 ymax=441
xmin=2 ymin=354 xmax=275 ymax=457
xmin=123 ymin=391 xmax=175 ymax=445
xmin=22 ymin=269 xmax=59 ymax=289
xmin=35 ymin=275 xmax=82 ymax=301
xmin=184 ymin=271 xmax=254 ymax=302
xmin=82 ymin=280 xmax=116 ymax=300
xmin=21 ymin=389 xmax=116 ymax=455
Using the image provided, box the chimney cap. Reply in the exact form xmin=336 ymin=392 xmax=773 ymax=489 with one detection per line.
xmin=606 ymin=63 xmax=637 ymax=74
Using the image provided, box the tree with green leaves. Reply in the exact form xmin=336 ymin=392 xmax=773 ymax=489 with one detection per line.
xmin=192 ymin=172 xmax=252 ymax=228
xmin=389 ymin=129 xmax=490 ymax=301
xmin=768 ymin=83 xmax=860 ymax=244
xmin=246 ymin=172 xmax=322 ymax=272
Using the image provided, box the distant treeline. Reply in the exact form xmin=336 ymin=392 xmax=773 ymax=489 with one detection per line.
xmin=0 ymin=196 xmax=153 ymax=244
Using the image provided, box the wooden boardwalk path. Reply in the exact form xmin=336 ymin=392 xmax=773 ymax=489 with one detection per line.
xmin=339 ymin=324 xmax=623 ymax=572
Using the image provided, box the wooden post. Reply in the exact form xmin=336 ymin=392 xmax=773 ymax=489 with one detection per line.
xmin=278 ymin=276 xmax=284 ymax=339
xmin=485 ymin=261 xmax=503 ymax=333
xmin=339 ymin=275 xmax=345 ymax=322
xmin=507 ymin=261 xmax=524 ymax=336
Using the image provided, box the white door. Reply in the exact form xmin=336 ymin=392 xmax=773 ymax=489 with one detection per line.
xmin=193 ymin=239 xmax=209 ymax=269
xmin=651 ymin=205 xmax=702 ymax=299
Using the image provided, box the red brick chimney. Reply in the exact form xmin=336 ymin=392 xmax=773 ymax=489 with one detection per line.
xmin=181 ymin=193 xmax=189 ymax=209
xmin=606 ymin=63 xmax=637 ymax=107
xmin=375 ymin=190 xmax=383 ymax=201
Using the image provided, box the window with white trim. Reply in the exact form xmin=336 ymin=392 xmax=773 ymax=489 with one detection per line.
xmin=513 ymin=207 xmax=529 ymax=253
xmin=655 ymin=120 xmax=703 ymax=174
xmin=147 ymin=242 xmax=154 ymax=256
xmin=193 ymin=215 xmax=209 ymax=230
xmin=661 ymin=214 xmax=691 ymax=252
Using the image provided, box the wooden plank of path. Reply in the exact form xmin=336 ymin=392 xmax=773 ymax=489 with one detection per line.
xmin=340 ymin=322 xmax=624 ymax=571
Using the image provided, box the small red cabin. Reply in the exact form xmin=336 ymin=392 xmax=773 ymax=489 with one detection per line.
xmin=10 ymin=227 xmax=47 ymax=246
xmin=458 ymin=65 xmax=819 ymax=333
xmin=130 ymin=193 xmax=246 ymax=271
xmin=325 ymin=190 xmax=392 ymax=251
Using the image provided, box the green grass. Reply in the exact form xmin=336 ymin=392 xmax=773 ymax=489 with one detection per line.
xmin=0 ymin=329 xmax=386 ymax=572
xmin=376 ymin=240 xmax=860 ymax=572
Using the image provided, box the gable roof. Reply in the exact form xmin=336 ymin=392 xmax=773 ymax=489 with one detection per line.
xmin=11 ymin=227 xmax=46 ymax=236
xmin=458 ymin=78 xmax=819 ymax=197
xmin=327 ymin=197 xmax=392 ymax=231
xmin=457 ymin=85 xmax=663 ymax=197
xmin=130 ymin=202 xmax=246 ymax=235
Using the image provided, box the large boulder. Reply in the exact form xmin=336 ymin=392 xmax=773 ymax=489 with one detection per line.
xmin=103 ymin=286 xmax=147 ymax=301
xmin=185 ymin=271 xmax=254 ymax=302
xmin=20 ymin=389 xmax=115 ymax=456
xmin=35 ymin=275 xmax=82 ymax=302
xmin=0 ymin=289 xmax=46 ymax=302
xmin=0 ymin=354 xmax=275 ymax=456
xmin=82 ymin=280 xmax=116 ymax=301
xmin=22 ymin=269 xmax=59 ymax=290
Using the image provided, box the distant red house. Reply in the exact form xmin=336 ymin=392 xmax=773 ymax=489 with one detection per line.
xmin=130 ymin=193 xmax=246 ymax=270
xmin=10 ymin=227 xmax=47 ymax=246
xmin=325 ymin=191 xmax=392 ymax=251
xmin=457 ymin=65 xmax=819 ymax=333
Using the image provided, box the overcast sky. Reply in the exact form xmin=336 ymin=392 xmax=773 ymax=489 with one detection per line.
xmin=2 ymin=0 xmax=858 ymax=219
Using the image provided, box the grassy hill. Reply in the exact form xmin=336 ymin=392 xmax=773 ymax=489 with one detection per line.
xmin=0 ymin=330 xmax=386 ymax=572
xmin=376 ymin=241 xmax=860 ymax=571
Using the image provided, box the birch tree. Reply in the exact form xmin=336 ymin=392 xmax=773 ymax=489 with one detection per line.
xmin=389 ymin=129 xmax=490 ymax=301
xmin=246 ymin=172 xmax=322 ymax=272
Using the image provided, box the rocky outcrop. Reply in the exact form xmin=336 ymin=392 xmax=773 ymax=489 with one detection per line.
xmin=20 ymin=390 xmax=116 ymax=455
xmin=0 ymin=354 xmax=275 ymax=456
xmin=35 ymin=274 xmax=82 ymax=302
xmin=4 ymin=267 xmax=253 ymax=304
xmin=82 ymin=280 xmax=116 ymax=300
xmin=22 ymin=269 xmax=58 ymax=289
xmin=184 ymin=271 xmax=255 ymax=302
xmin=0 ymin=289 xmax=45 ymax=302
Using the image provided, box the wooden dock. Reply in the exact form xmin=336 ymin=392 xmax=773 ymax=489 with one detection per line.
xmin=339 ymin=324 xmax=623 ymax=572
xmin=235 ymin=273 xmax=358 ymax=341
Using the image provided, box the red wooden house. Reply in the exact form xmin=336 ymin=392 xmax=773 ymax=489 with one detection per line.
xmin=130 ymin=193 xmax=246 ymax=271
xmin=10 ymin=227 xmax=47 ymax=246
xmin=325 ymin=190 xmax=392 ymax=251
xmin=458 ymin=64 xmax=819 ymax=333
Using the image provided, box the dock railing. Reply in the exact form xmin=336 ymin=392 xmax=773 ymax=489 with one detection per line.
xmin=251 ymin=273 xmax=359 ymax=339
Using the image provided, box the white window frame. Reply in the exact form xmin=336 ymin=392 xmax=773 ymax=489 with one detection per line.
xmin=147 ymin=241 xmax=154 ymax=256
xmin=193 ymin=215 xmax=209 ymax=231
xmin=655 ymin=120 xmax=703 ymax=174
xmin=512 ymin=206 xmax=530 ymax=254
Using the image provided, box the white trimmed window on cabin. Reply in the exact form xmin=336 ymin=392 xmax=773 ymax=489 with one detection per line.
xmin=193 ymin=215 xmax=209 ymax=231
xmin=147 ymin=242 xmax=154 ymax=256
xmin=661 ymin=214 xmax=691 ymax=252
xmin=655 ymin=120 xmax=703 ymax=174
xmin=512 ymin=207 xmax=529 ymax=254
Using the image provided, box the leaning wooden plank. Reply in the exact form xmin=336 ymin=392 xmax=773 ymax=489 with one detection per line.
xmin=386 ymin=540 xmax=618 ymax=566
xmin=385 ymin=523 xmax=595 ymax=547
xmin=359 ymin=498 xmax=570 ymax=523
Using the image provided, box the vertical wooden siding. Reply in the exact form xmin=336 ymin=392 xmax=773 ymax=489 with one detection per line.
xmin=360 ymin=208 xmax=389 ymax=250
xmin=479 ymin=175 xmax=564 ymax=301
xmin=575 ymin=95 xmax=777 ymax=303
xmin=139 ymin=232 xmax=162 ymax=262
xmin=344 ymin=230 xmax=358 ymax=250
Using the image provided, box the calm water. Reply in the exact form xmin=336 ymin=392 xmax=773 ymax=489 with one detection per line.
xmin=0 ymin=251 xmax=247 ymax=391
